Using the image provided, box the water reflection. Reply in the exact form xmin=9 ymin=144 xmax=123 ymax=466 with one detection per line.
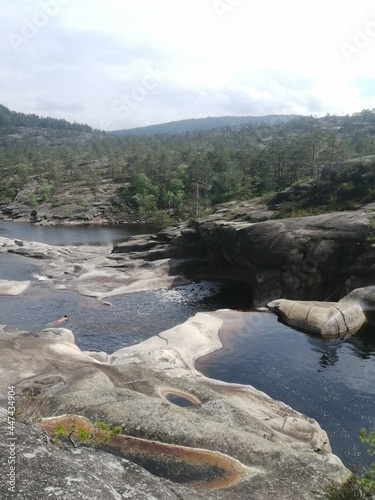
xmin=1 ymin=220 xmax=375 ymax=472
xmin=0 ymin=220 xmax=157 ymax=246
xmin=197 ymin=311 xmax=375 ymax=471
xmin=308 ymin=337 xmax=342 ymax=368
xmin=346 ymin=323 xmax=375 ymax=359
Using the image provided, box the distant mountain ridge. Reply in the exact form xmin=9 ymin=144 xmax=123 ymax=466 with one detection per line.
xmin=0 ymin=104 xmax=92 ymax=133
xmin=109 ymin=114 xmax=299 ymax=136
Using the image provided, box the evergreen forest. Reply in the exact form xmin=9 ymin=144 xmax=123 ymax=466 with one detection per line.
xmin=1 ymin=104 xmax=375 ymax=223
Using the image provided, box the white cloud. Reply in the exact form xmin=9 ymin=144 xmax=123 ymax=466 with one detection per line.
xmin=1 ymin=0 xmax=375 ymax=130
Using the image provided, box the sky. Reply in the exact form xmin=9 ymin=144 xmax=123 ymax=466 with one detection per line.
xmin=1 ymin=0 xmax=375 ymax=131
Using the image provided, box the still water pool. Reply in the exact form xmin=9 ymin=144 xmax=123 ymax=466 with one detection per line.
xmin=0 ymin=221 xmax=374 ymax=472
xmin=0 ymin=220 xmax=157 ymax=246
xmin=197 ymin=311 xmax=375 ymax=472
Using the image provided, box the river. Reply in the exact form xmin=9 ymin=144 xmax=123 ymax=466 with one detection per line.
xmin=0 ymin=220 xmax=374 ymax=472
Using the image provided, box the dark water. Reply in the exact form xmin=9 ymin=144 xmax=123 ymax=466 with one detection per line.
xmin=0 ymin=220 xmax=157 ymax=246
xmin=0 ymin=220 xmax=253 ymax=350
xmin=1 ymin=221 xmax=374 ymax=472
xmin=197 ymin=311 xmax=375 ymax=472
xmin=0 ymin=266 xmax=252 ymax=352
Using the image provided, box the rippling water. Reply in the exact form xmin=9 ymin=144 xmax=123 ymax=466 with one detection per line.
xmin=197 ymin=311 xmax=375 ymax=471
xmin=0 ymin=266 xmax=252 ymax=352
xmin=1 ymin=221 xmax=374 ymax=472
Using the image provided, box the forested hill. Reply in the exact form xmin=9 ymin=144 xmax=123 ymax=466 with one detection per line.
xmin=110 ymin=114 xmax=298 ymax=135
xmin=0 ymin=104 xmax=92 ymax=133
xmin=1 ymin=105 xmax=375 ymax=225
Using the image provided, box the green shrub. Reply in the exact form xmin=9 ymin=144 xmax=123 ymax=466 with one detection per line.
xmin=28 ymin=193 xmax=38 ymax=207
xmin=76 ymin=428 xmax=91 ymax=444
xmin=82 ymin=199 xmax=90 ymax=211
xmin=95 ymin=421 xmax=110 ymax=431
xmin=325 ymin=474 xmax=366 ymax=499
xmin=325 ymin=428 xmax=375 ymax=499
xmin=55 ymin=423 xmax=67 ymax=438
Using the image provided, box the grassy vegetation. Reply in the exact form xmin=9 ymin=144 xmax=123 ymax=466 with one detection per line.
xmin=51 ymin=419 xmax=124 ymax=448
xmin=266 ymin=160 xmax=375 ymax=219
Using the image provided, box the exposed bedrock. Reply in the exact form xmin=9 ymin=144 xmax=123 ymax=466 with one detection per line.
xmin=0 ymin=311 xmax=349 ymax=499
xmin=267 ymin=285 xmax=375 ymax=338
xmin=189 ymin=209 xmax=375 ymax=306
xmin=110 ymin=209 xmax=375 ymax=307
xmin=2 ymin=207 xmax=375 ymax=308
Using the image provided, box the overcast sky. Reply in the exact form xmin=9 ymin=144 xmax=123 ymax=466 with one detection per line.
xmin=1 ymin=0 xmax=375 ymax=130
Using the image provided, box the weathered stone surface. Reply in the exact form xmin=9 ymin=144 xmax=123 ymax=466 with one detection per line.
xmin=0 ymin=311 xmax=349 ymax=499
xmin=32 ymin=327 xmax=76 ymax=344
xmin=0 ymin=278 xmax=30 ymax=295
xmin=39 ymin=414 xmax=251 ymax=492
xmin=267 ymin=286 xmax=375 ymax=337
xmin=0 ymin=409 xmax=215 ymax=500
xmin=341 ymin=285 xmax=375 ymax=311
xmin=267 ymin=298 xmax=366 ymax=337
xmin=193 ymin=209 xmax=374 ymax=305
xmin=0 ymin=235 xmax=192 ymax=300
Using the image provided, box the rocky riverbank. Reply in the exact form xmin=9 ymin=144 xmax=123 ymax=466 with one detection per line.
xmin=109 ymin=205 xmax=375 ymax=306
xmin=0 ymin=309 xmax=349 ymax=499
xmin=1 ymin=208 xmax=374 ymax=498
xmin=3 ymin=200 xmax=375 ymax=306
xmin=192 ymin=206 xmax=375 ymax=305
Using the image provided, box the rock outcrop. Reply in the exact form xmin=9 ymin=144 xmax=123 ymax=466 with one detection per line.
xmin=0 ymin=278 xmax=30 ymax=295
xmin=3 ymin=203 xmax=375 ymax=308
xmin=193 ymin=211 xmax=373 ymax=305
xmin=0 ymin=235 xmax=192 ymax=301
xmin=111 ymin=208 xmax=375 ymax=307
xmin=267 ymin=286 xmax=375 ymax=338
xmin=2 ymin=212 xmax=372 ymax=498
xmin=0 ymin=311 xmax=349 ymax=499
xmin=267 ymin=298 xmax=365 ymax=338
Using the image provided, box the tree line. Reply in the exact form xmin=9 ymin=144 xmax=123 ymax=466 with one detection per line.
xmin=0 ymin=105 xmax=92 ymax=133
xmin=1 ymin=109 xmax=375 ymax=220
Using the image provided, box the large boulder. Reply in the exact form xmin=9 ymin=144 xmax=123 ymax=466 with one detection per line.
xmin=267 ymin=299 xmax=366 ymax=337
xmin=267 ymin=286 xmax=375 ymax=337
